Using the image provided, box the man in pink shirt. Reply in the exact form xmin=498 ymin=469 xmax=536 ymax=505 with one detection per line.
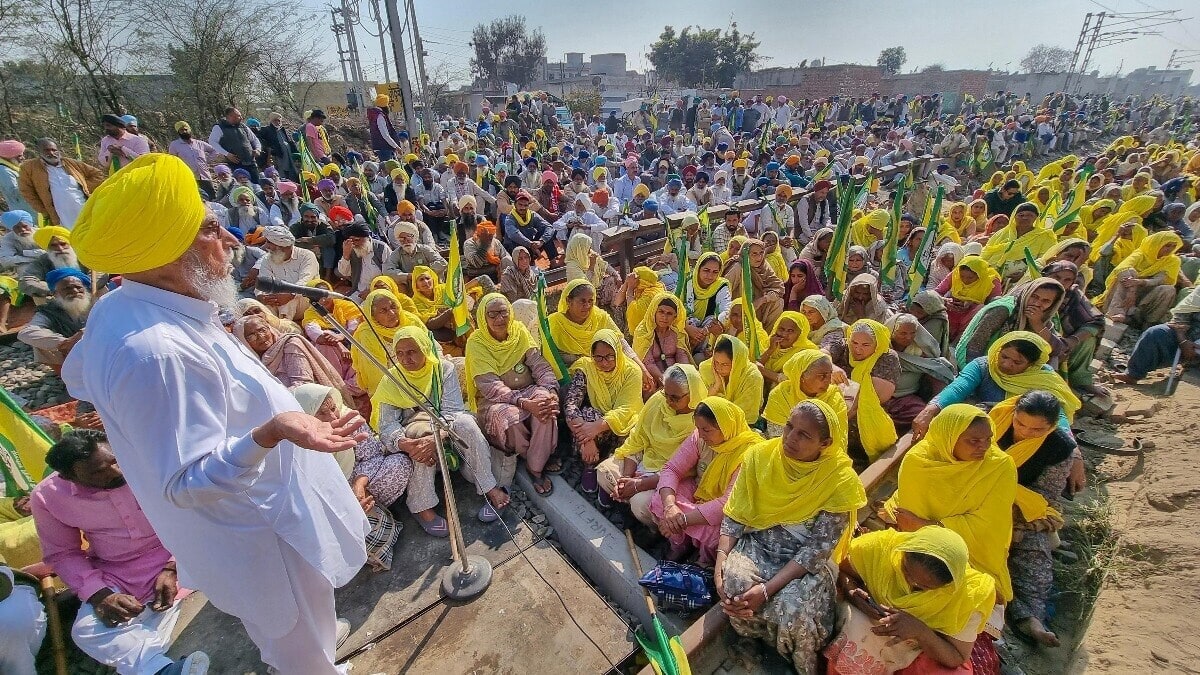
xmin=97 ymin=115 xmax=150 ymax=172
xmin=30 ymin=430 xmax=209 ymax=675
xmin=305 ymin=109 xmax=331 ymax=163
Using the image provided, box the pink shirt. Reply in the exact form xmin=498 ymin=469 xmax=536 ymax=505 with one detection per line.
xmin=30 ymin=474 xmax=178 ymax=604
xmin=98 ymin=132 xmax=151 ymax=170
xmin=657 ymin=431 xmax=740 ymax=525
xmin=305 ymin=122 xmax=330 ymax=160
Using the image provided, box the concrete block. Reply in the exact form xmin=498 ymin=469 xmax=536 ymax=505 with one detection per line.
xmin=1103 ymin=321 xmax=1128 ymax=344
xmin=1124 ymin=400 xmax=1161 ymax=418
xmin=1095 ymin=338 xmax=1119 ymax=361
xmin=515 ymin=472 xmax=684 ymax=632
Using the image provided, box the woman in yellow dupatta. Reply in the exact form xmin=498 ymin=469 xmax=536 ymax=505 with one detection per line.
xmin=884 ymin=403 xmax=1017 ymax=605
xmin=989 ymin=392 xmax=1077 ymax=646
xmin=980 ymin=203 xmax=1057 ymax=277
xmin=851 ymin=209 xmax=890 ymax=248
xmin=828 ymin=527 xmax=997 ymax=673
xmin=622 ymin=266 xmax=666 ymax=331
xmin=757 ymin=310 xmax=819 ymax=388
xmin=943 ymin=255 xmax=1001 ymax=339
xmin=631 ymin=291 xmax=692 ymax=385
xmin=721 ymin=298 xmax=770 ymax=355
xmin=599 ymin=364 xmax=705 ymax=522
xmin=367 ymin=274 xmax=419 ymax=316
xmin=408 ymin=265 xmax=447 ymax=323
xmin=760 ymin=231 xmax=789 ymax=280
xmin=939 ymin=202 xmax=970 ymax=244
xmin=351 ymin=288 xmax=426 ymax=395
xmin=650 ymin=396 xmax=763 ymax=563
xmin=720 ymin=235 xmax=748 ymax=265
xmin=844 ymin=319 xmax=899 ymax=465
xmin=717 ymin=398 xmax=866 ymax=673
xmin=566 ymin=328 xmax=645 ymax=495
xmin=369 ymin=324 xmax=441 ymax=428
xmin=685 ymin=252 xmax=732 ymax=349
xmin=700 ymin=334 xmax=765 ymax=424
xmin=762 ymin=349 xmax=848 ymax=437
xmin=988 ymin=331 xmax=1081 ymax=420
xmin=1079 ymin=198 xmax=1115 ymax=235
xmin=1096 ymin=230 xmax=1183 ymax=326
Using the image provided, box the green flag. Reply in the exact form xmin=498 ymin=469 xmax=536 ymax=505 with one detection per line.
xmin=534 ymin=272 xmax=570 ymax=385
xmin=739 ymin=245 xmax=764 ymax=359
xmin=907 ymin=185 xmax=945 ymax=299
xmin=878 ymin=180 xmax=907 ymax=289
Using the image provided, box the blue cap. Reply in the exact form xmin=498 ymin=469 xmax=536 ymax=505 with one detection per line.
xmin=246 ymin=117 xmax=260 ymax=128
xmin=597 ymin=125 xmax=605 ymax=133
xmin=579 ymin=150 xmax=591 ymax=159
xmin=120 ymin=114 xmax=137 ymax=126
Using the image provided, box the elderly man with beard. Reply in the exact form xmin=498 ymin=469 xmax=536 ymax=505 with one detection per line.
xmin=62 ymin=154 xmax=368 ymax=674
xmin=18 ymin=138 xmax=105 ymax=229
xmin=255 ymin=224 xmax=320 ymax=320
xmin=291 ymin=203 xmax=337 ymax=279
xmin=18 ymin=267 xmax=91 ymax=368
xmin=343 ymin=177 xmax=385 ymax=225
xmin=19 ymin=225 xmax=102 ymax=303
xmin=462 ymin=219 xmax=510 ymax=282
xmin=386 ymin=199 xmax=436 ymax=250
xmin=272 ymin=181 xmax=302 ymax=226
xmin=336 ymin=222 xmax=392 ymax=301
xmin=383 ymin=220 xmax=447 ymax=289
xmin=0 ymin=210 xmax=41 ymax=273
xmin=225 ymin=185 xmax=271 ymax=232
xmin=226 ymin=226 xmax=265 ymax=299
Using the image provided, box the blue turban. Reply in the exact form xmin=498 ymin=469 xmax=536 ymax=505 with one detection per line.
xmin=474 ymin=154 xmax=489 ymax=165
xmin=45 ymin=267 xmax=90 ymax=290
xmin=766 ymin=161 xmax=780 ymax=172
xmin=578 ymin=150 xmax=590 ymax=159
xmin=756 ymin=177 xmax=770 ymax=187
xmin=246 ymin=117 xmax=261 ymax=128
xmin=232 ymin=168 xmax=251 ymax=180
xmin=225 ymin=226 xmax=245 ymax=243
xmin=593 ymin=155 xmax=607 ymax=166
xmin=596 ymin=125 xmax=605 ymax=133
xmin=562 ymin=145 xmax=574 ymax=155
xmin=397 ymin=131 xmax=409 ymax=139
xmin=666 ymin=179 xmax=683 ymax=190
xmin=643 ymin=199 xmax=658 ymax=211
xmin=120 ymin=114 xmax=138 ymax=127
xmin=1 ymin=210 xmax=33 ymax=228
xmin=494 ymin=163 xmax=510 ymax=173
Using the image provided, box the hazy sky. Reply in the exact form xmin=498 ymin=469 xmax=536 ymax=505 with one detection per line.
xmin=317 ymin=0 xmax=1198 ymax=86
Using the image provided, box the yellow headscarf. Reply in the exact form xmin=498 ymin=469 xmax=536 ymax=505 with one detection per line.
xmin=72 ymin=153 xmax=206 ymax=274
xmin=548 ymin=279 xmax=622 ymax=357
xmin=625 ymin=267 xmax=666 ymax=331
xmin=938 ymin=203 xmax=966 ymax=244
xmin=762 ymin=236 xmax=788 ymax=280
xmin=570 ymin=328 xmax=644 ymax=436
xmin=884 ymin=403 xmax=1017 ymax=601
xmin=949 ymin=255 xmax=1000 ymax=304
xmin=409 ymin=265 xmax=447 ymax=322
xmin=614 ymin=364 xmax=705 ymax=472
xmin=846 ymin=319 xmax=898 ymax=462
xmin=720 ymin=235 xmax=748 ymax=265
xmin=302 ymin=279 xmax=364 ymax=329
xmin=691 ymin=252 xmax=730 ymax=320
xmin=849 ymin=528 xmax=997 ymax=637
xmin=762 ymin=311 xmax=819 ymax=373
xmin=351 ymin=289 xmax=425 ymax=395
xmin=762 ymin=349 xmax=847 ymax=429
xmin=1097 ymin=230 xmax=1183 ymax=308
xmin=980 ymin=205 xmax=1058 ymax=267
xmin=368 ymin=274 xmax=420 ymax=316
xmin=565 ymin=232 xmax=609 ymax=286
xmin=1088 ymin=211 xmax=1146 ymax=265
xmin=724 ymin=398 xmax=865 ymax=560
xmin=1079 ymin=199 xmax=1115 ymax=232
xmin=987 ymin=331 xmax=1081 ymax=420
xmin=464 ymin=293 xmax=537 ymax=410
xmin=693 ymin=396 xmax=763 ymax=503
xmin=988 ymin=397 xmax=1061 ymax=523
xmin=851 ymin=209 xmax=890 ymax=248
xmin=728 ymin=297 xmax=769 ymax=352
xmin=370 ymin=325 xmax=441 ymax=428
xmin=632 ymin=291 xmax=690 ymax=361
xmin=699 ymin=335 xmax=765 ymax=424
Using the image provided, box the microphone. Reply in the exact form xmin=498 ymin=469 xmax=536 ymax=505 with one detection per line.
xmin=255 ymin=277 xmax=350 ymax=301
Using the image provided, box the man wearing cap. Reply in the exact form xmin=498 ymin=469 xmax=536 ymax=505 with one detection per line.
xmin=290 ymin=204 xmax=337 ymax=278
xmin=167 ymin=121 xmax=219 ymax=196
xmin=208 ymin=107 xmax=262 ymax=184
xmin=335 ymin=221 xmax=392 ymax=301
xmin=303 ymin=109 xmax=332 ymax=164
xmin=18 ymin=267 xmax=91 ymax=367
xmin=60 ymin=153 xmax=367 ymax=674
xmin=0 ymin=210 xmax=40 ymax=274
xmin=367 ymin=94 xmax=401 ymax=161
xmin=383 ymin=219 xmax=447 ymax=288
xmin=254 ymin=223 xmax=321 ymax=320
xmin=0 ymin=139 xmax=33 ymax=213
xmin=18 ymin=138 xmax=105 ymax=230
xmin=98 ymin=114 xmax=150 ymax=171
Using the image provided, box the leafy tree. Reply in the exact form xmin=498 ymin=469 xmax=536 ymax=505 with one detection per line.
xmin=563 ymin=89 xmax=601 ymax=118
xmin=1020 ymin=44 xmax=1073 ymax=73
xmin=648 ymin=23 xmax=761 ymax=88
xmin=922 ymin=63 xmax=945 ymax=73
xmin=470 ymin=15 xmax=547 ymax=89
xmin=877 ymin=46 xmax=906 ymax=75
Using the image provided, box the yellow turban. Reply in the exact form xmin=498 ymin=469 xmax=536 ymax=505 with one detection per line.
xmin=33 ymin=225 xmax=71 ymax=250
xmin=320 ymin=163 xmax=340 ymax=176
xmin=403 ymin=153 xmax=419 ymax=163
xmin=634 ymin=183 xmax=651 ymax=198
xmin=72 ymin=153 xmax=206 ymax=274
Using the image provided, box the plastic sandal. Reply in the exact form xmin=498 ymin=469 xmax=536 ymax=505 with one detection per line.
xmin=418 ymin=515 xmax=450 ymax=537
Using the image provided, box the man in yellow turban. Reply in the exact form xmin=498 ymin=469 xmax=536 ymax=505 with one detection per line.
xmin=19 ymin=225 xmax=101 ymax=303
xmin=62 ymin=153 xmax=370 ymax=674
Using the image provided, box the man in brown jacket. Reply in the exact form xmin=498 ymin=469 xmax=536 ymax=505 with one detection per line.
xmin=17 ymin=138 xmax=105 ymax=228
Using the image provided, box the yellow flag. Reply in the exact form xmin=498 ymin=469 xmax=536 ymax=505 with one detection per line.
xmin=0 ymin=387 xmax=51 ymax=496
xmin=446 ymin=226 xmax=470 ymax=336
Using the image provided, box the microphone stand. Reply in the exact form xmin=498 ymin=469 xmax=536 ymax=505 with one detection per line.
xmin=305 ymin=298 xmax=492 ymax=599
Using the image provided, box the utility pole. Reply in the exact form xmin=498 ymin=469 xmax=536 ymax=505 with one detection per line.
xmin=340 ymin=0 xmax=368 ymax=110
xmin=370 ymin=0 xmax=391 ymax=84
xmin=1065 ymin=9 xmax=1184 ymax=94
xmin=331 ymin=9 xmax=351 ymax=104
xmin=406 ymin=0 xmax=436 ymax=133
xmin=384 ymin=0 xmax=418 ymax=135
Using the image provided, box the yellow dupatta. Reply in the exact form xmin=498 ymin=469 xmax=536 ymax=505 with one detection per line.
xmin=464 ymin=293 xmax=537 ymax=410
xmin=762 ymin=311 xmax=819 ymax=373
xmin=1079 ymin=199 xmax=1115 ymax=233
xmin=847 ymin=319 xmax=898 ymax=461
xmin=727 ymin=297 xmax=770 ymax=351
xmin=625 ymin=267 xmax=667 ymax=331
xmin=988 ymin=397 xmax=1061 ymax=523
xmin=370 ymin=325 xmax=441 ymax=428
xmin=548 ymin=279 xmax=622 ymax=357
xmin=1097 ymin=230 xmax=1183 ymax=308
xmin=949 ymin=255 xmax=1000 ymax=304
xmin=351 ymin=289 xmax=425 ymax=395
xmin=614 ymin=364 xmax=704 ymax=471
xmin=720 ymin=235 xmax=748 ymax=265
xmin=987 ymin=331 xmax=1081 ymax=421
xmin=302 ymin=279 xmax=364 ymax=329
xmin=570 ymin=328 xmax=644 ymax=436
xmin=1033 ymin=238 xmax=1093 ymax=289
xmin=694 ymin=396 xmax=763 ymax=503
xmin=409 ymin=265 xmax=447 ymax=322
xmin=725 ymin=398 xmax=865 ymax=560
xmin=851 ymin=209 xmax=890 ymax=248
xmin=938 ymin=203 xmax=967 ymax=244
xmin=1088 ymin=211 xmax=1146 ymax=265
xmin=883 ymin=403 xmax=1017 ymax=601
xmin=690 ymin=252 xmax=729 ymax=320
xmin=762 ymin=349 xmax=848 ymax=429
xmin=368 ymin=274 xmax=420 ymax=316
xmin=632 ymin=291 xmax=690 ymax=361
xmin=849 ymin=528 xmax=997 ymax=637
xmin=980 ymin=207 xmax=1058 ymax=267
xmin=699 ymin=334 xmax=765 ymax=424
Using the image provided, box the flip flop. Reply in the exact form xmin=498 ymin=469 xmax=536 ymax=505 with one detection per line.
xmin=478 ymin=503 xmax=500 ymax=523
xmin=531 ymin=472 xmax=554 ymax=496
xmin=544 ymin=457 xmax=563 ymax=474
xmin=1075 ymin=430 xmax=1144 ymax=456
xmin=418 ymin=515 xmax=450 ymax=537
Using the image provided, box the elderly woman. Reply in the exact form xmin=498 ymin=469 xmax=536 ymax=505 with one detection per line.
xmin=828 ymin=319 xmax=900 ymax=466
xmin=374 ymin=325 xmax=512 ymax=535
xmin=366 ymin=274 xmax=420 ymax=315
xmin=717 ymin=398 xmax=867 ymax=673
xmin=350 ymin=288 xmax=426 ymax=396
xmin=761 ymin=349 xmax=847 ymax=440
xmin=926 ymin=242 xmax=964 ymax=290
xmin=844 ymin=246 xmax=869 ymax=280
xmin=548 ymin=279 xmax=652 ymax=387
xmin=235 ymin=297 xmax=302 ymax=334
xmin=980 ymin=203 xmax=1057 ymax=283
xmin=465 ymin=293 xmax=560 ymax=496
xmin=598 ymin=364 xmax=705 ymax=522
xmin=935 ymin=255 xmax=1001 ymax=341
xmin=989 ymin=392 xmax=1078 ymax=648
xmin=499 ymin=246 xmax=538 ymax=303
xmin=757 ymin=311 xmax=819 ymax=388
xmin=566 ymin=329 xmax=645 ymax=497
xmin=233 ymin=314 xmax=353 ymax=405
xmin=839 ymin=273 xmax=893 ymax=326
xmin=800 ymin=294 xmax=848 ymax=352
xmin=700 ymin=335 xmax=765 ymax=425
xmin=826 ymin=527 xmax=997 ymax=674
xmin=684 ymin=252 xmax=733 ymax=355
xmin=1096 ymin=230 xmax=1184 ymax=327
xmin=908 ymin=290 xmax=951 ymax=356
xmin=632 ymin=292 xmax=692 ymax=386
xmin=651 ymin=397 xmax=764 ymax=563
xmin=1042 ymin=261 xmax=1106 ymax=396
xmin=564 ymin=232 xmax=620 ymax=309
xmin=954 ymin=278 xmax=1067 ymax=369
xmin=887 ymin=313 xmax=957 ymax=412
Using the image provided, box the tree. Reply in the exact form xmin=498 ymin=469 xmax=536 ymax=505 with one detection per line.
xmin=922 ymin=63 xmax=945 ymax=73
xmin=877 ymin=46 xmax=906 ymax=75
xmin=563 ymin=89 xmax=601 ymax=118
xmin=647 ymin=23 xmax=761 ymax=88
xmin=470 ymin=15 xmax=546 ymax=89
xmin=423 ymin=61 xmax=470 ymax=118
xmin=1020 ymin=44 xmax=1072 ymax=74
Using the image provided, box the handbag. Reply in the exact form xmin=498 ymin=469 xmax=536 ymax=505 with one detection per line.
xmin=638 ymin=561 xmax=714 ymax=612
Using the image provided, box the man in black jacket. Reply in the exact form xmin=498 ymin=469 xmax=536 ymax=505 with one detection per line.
xmin=983 ymin=179 xmax=1026 ymax=219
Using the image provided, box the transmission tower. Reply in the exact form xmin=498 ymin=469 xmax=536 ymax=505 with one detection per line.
xmin=330 ymin=0 xmax=368 ymax=110
xmin=1065 ymin=9 xmax=1187 ymax=94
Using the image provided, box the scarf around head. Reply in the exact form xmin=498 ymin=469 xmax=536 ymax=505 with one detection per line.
xmin=763 ymin=311 xmax=819 ymax=372
xmin=846 ymin=319 xmax=899 ymax=461
xmin=464 ymin=293 xmax=537 ymax=411
xmin=986 ymin=330 xmax=1080 ymax=420
xmin=693 ymin=396 xmax=763 ymax=503
xmin=699 ymin=334 xmax=764 ymax=424
xmin=980 ymin=207 xmax=1058 ymax=267
xmin=1097 ymin=230 xmax=1182 ymax=308
xmin=762 ymin=348 xmax=848 ymax=429
xmin=370 ymin=325 xmax=443 ymax=428
xmin=570 ymin=328 xmax=644 ymax=436
xmin=614 ymin=364 xmax=705 ymax=472
xmin=632 ymin=291 xmax=690 ymax=361
xmin=626 ymin=266 xmax=667 ymax=331
xmin=949 ymin=255 xmax=1000 ymax=304
xmin=302 ymin=279 xmax=364 ymax=330
xmin=409 ymin=265 xmax=447 ymax=322
xmin=548 ymin=279 xmax=621 ymax=356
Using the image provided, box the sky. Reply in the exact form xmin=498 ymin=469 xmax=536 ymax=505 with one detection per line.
xmin=312 ymin=0 xmax=1199 ymax=87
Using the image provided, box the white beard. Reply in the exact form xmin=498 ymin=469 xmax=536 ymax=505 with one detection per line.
xmin=232 ymin=246 xmax=246 ymax=266
xmin=13 ymin=234 xmax=36 ymax=251
xmin=57 ymin=294 xmax=92 ymax=321
xmin=48 ymin=250 xmax=79 ymax=269
xmin=269 ymin=250 xmax=289 ymax=264
xmin=355 ymin=242 xmax=372 ymax=258
xmin=181 ymin=249 xmax=238 ymax=310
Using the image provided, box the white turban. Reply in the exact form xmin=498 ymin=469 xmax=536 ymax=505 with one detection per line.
xmin=395 ymin=221 xmax=419 ymax=239
xmin=263 ymin=225 xmax=295 ymax=246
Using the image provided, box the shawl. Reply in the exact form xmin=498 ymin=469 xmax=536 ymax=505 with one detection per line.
xmin=986 ymin=331 xmax=1081 ymax=420
xmin=840 ymin=272 xmax=894 ymax=325
xmin=798 ymin=227 xmax=833 ymax=265
xmin=851 ymin=209 xmax=890 ymax=248
xmin=949 ymin=255 xmax=1000 ymax=304
xmin=370 ymin=325 xmax=443 ymax=428
xmin=548 ymin=279 xmax=622 ymax=357
xmin=614 ymin=364 xmax=705 ymax=471
xmin=783 ymin=259 xmax=825 ymax=308
xmin=980 ymin=210 xmax=1057 ymax=267
xmin=501 ymin=247 xmax=538 ymax=299
xmin=693 ymin=396 xmax=763 ymax=503
xmin=885 ymin=313 xmax=958 ymax=385
xmin=988 ymin=397 xmax=1071 ymax=523
xmin=762 ymin=311 xmax=820 ymax=373
xmin=884 ymin=403 xmax=1017 ymax=601
xmin=409 ymin=265 xmax=447 ymax=323
xmin=699 ymin=334 xmax=765 ymax=424
xmin=571 ymin=328 xmax=644 ymax=436
xmin=632 ymin=291 xmax=690 ymax=361
xmin=846 ymin=319 xmax=899 ymax=461
xmin=564 ymin=233 xmax=609 ymax=286
xmin=464 ymin=293 xmax=537 ymax=411
xmin=691 ymin=252 xmax=730 ymax=319
xmin=802 ymin=294 xmax=848 ymax=344
xmin=625 ymin=267 xmax=667 ymax=332
xmin=953 ymin=278 xmax=1065 ymax=369
xmin=233 ymin=317 xmax=349 ymax=401
xmin=762 ymin=349 xmax=848 ymax=429
xmin=351 ymin=288 xmax=425 ymax=395
xmin=1096 ymin=230 xmax=1183 ymax=308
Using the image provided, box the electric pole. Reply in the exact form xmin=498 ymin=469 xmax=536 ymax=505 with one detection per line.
xmin=384 ymin=0 xmax=419 ymax=135
xmin=406 ymin=0 xmax=436 ymax=133
xmin=331 ymin=9 xmax=353 ymax=106
xmin=370 ymin=0 xmax=391 ymax=84
xmin=1065 ymin=9 xmax=1185 ymax=94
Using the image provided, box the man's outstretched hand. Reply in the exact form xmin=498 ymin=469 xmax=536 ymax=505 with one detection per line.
xmin=253 ymin=411 xmax=367 ymax=453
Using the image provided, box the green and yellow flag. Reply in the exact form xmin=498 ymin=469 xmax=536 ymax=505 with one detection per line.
xmin=739 ymin=246 xmax=764 ymax=359
xmin=907 ymin=185 xmax=945 ymax=299
xmin=534 ymin=273 xmax=570 ymax=385
xmin=1050 ymin=166 xmax=1094 ymax=232
xmin=0 ymin=387 xmax=51 ymax=497
xmin=445 ymin=227 xmax=470 ymax=337
xmin=878 ymin=180 xmax=907 ymax=289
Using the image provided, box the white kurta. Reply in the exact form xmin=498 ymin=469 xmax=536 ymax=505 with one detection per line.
xmin=62 ymin=280 xmax=368 ymax=641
